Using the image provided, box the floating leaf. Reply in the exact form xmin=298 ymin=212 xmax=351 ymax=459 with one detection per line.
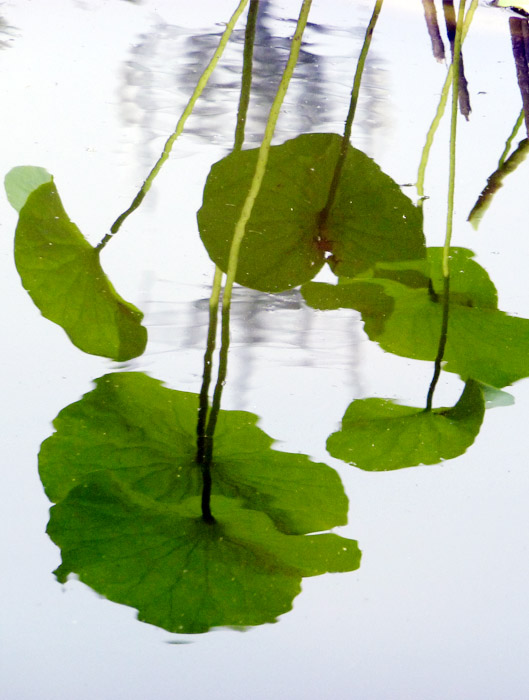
xmin=39 ymin=372 xmax=349 ymax=535
xmin=197 ymin=133 xmax=425 ymax=292
xmin=48 ymin=477 xmax=360 ymax=634
xmin=303 ymin=248 xmax=529 ymax=388
xmin=6 ymin=168 xmax=147 ymax=361
xmin=327 ymin=380 xmax=484 ymax=471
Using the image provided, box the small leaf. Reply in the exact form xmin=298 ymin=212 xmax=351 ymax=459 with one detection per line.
xmin=197 ymin=133 xmax=425 ymax=292
xmin=327 ymin=380 xmax=485 ymax=471
xmin=481 ymin=384 xmax=515 ymax=408
xmin=39 ymin=372 xmax=349 ymax=535
xmin=5 ymin=165 xmax=53 ymax=212
xmin=12 ymin=179 xmax=147 ymax=361
xmin=48 ymin=477 xmax=361 ymax=634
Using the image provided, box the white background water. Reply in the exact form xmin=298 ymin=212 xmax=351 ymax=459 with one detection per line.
xmin=2 ymin=1 xmax=529 ymax=698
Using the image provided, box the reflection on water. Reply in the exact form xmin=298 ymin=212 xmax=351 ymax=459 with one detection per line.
xmin=4 ymin=0 xmax=529 ymax=694
xmin=141 ymin=283 xmax=363 ymax=403
xmin=120 ymin=0 xmax=386 ymax=156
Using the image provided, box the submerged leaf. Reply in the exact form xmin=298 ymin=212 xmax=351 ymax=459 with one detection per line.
xmin=11 ymin=176 xmax=146 ymax=361
xmin=197 ymin=133 xmax=425 ymax=292
xmin=39 ymin=372 xmax=349 ymax=535
xmin=48 ymin=478 xmax=360 ymax=634
xmin=303 ymin=248 xmax=529 ymax=388
xmin=327 ymin=380 xmax=484 ymax=471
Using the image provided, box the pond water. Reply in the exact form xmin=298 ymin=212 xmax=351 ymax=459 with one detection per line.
xmin=3 ymin=1 xmax=529 ymax=698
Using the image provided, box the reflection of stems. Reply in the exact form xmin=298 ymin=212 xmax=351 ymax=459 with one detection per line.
xmin=234 ymin=0 xmax=259 ymax=152
xmin=426 ymin=0 xmax=465 ymax=411
xmin=499 ymin=109 xmax=524 ymax=168
xmin=510 ymin=17 xmax=529 ymax=136
xmin=468 ymin=136 xmax=529 ymax=229
xmin=222 ymin=0 xmax=312 ymax=309
xmin=196 ymin=267 xmax=223 ymax=466
xmin=417 ymin=0 xmax=477 ymax=200
xmin=422 ymin=0 xmax=445 ymax=62
xmin=197 ymin=0 xmax=261 ymax=522
xmin=426 ymin=276 xmax=450 ymax=410
xmin=96 ymin=0 xmax=250 ymax=251
xmin=198 ymin=0 xmax=313 ymax=521
xmin=319 ymin=0 xmax=383 ymax=225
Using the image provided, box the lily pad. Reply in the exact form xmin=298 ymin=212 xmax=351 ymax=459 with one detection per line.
xmin=48 ymin=477 xmax=361 ymax=634
xmin=5 ymin=167 xmax=147 ymax=361
xmin=303 ymin=248 xmax=529 ymax=388
xmin=327 ymin=380 xmax=484 ymax=471
xmin=39 ymin=372 xmax=349 ymax=535
xmin=197 ymin=133 xmax=425 ymax=292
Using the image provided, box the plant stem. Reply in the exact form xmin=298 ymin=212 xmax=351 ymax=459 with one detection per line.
xmin=196 ymin=266 xmax=223 ymax=466
xmin=417 ymin=0 xmax=477 ymax=201
xmin=96 ymin=0 xmax=250 ymax=251
xmin=222 ymin=0 xmax=313 ymax=310
xmin=425 ymin=0 xmax=466 ymax=411
xmin=498 ymin=109 xmax=525 ymax=168
xmin=318 ymin=0 xmax=383 ymax=225
xmin=197 ymin=0 xmax=260 ymax=522
xmin=234 ymin=0 xmax=259 ymax=152
xmin=198 ymin=0 xmax=313 ymax=520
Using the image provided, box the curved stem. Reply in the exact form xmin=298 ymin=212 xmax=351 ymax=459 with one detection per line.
xmin=97 ymin=0 xmax=250 ymax=250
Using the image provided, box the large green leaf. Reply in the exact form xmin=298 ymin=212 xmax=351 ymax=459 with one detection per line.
xmin=197 ymin=133 xmax=425 ymax=292
xmin=6 ymin=167 xmax=147 ymax=361
xmin=39 ymin=372 xmax=349 ymax=535
xmin=48 ymin=478 xmax=360 ymax=634
xmin=303 ymin=248 xmax=529 ymax=387
xmin=327 ymin=380 xmax=484 ymax=471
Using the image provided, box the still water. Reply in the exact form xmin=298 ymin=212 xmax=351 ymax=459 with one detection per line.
xmin=2 ymin=1 xmax=529 ymax=697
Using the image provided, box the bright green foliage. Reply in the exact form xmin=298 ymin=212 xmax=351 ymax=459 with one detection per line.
xmin=327 ymin=380 xmax=484 ymax=471
xmin=6 ymin=167 xmax=147 ymax=361
xmin=197 ymin=133 xmax=425 ymax=292
xmin=303 ymin=248 xmax=529 ymax=388
xmin=39 ymin=372 xmax=351 ymax=535
xmin=49 ymin=480 xmax=360 ymax=634
xmin=41 ymin=371 xmax=360 ymax=633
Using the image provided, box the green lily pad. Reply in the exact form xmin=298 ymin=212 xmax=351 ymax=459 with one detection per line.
xmin=48 ymin=477 xmax=360 ymax=634
xmin=197 ymin=133 xmax=425 ymax=292
xmin=5 ymin=167 xmax=147 ymax=361
xmin=327 ymin=380 xmax=484 ymax=471
xmin=303 ymin=248 xmax=529 ymax=388
xmin=39 ymin=372 xmax=349 ymax=535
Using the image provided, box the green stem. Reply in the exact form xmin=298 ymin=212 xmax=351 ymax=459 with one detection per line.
xmin=196 ymin=267 xmax=223 ymax=466
xmin=498 ymin=108 xmax=524 ymax=168
xmin=222 ymin=0 xmax=313 ymax=310
xmin=425 ymin=0 xmax=466 ymax=411
xmin=319 ymin=0 xmax=383 ymax=224
xmin=417 ymin=0 xmax=477 ymax=200
xmin=234 ymin=0 xmax=259 ymax=152
xmin=198 ymin=0 xmax=313 ymax=518
xmin=97 ymin=0 xmax=250 ymax=251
